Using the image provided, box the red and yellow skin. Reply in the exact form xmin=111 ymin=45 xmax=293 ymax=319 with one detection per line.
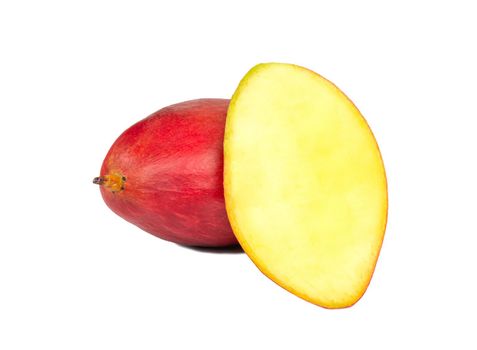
xmin=94 ymin=99 xmax=237 ymax=247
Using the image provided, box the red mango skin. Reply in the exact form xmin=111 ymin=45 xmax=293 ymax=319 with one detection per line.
xmin=98 ymin=99 xmax=237 ymax=247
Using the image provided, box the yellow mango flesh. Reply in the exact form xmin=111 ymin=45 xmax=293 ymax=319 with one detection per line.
xmin=224 ymin=63 xmax=388 ymax=308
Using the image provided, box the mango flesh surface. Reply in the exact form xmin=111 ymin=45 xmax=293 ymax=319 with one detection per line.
xmin=224 ymin=63 xmax=388 ymax=308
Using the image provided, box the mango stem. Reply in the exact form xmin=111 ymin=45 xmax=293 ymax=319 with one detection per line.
xmin=92 ymin=173 xmax=126 ymax=192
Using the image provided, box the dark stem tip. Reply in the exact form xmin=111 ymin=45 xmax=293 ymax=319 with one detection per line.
xmin=93 ymin=176 xmax=104 ymax=185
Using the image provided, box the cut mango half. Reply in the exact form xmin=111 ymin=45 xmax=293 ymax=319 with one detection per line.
xmin=224 ymin=63 xmax=387 ymax=308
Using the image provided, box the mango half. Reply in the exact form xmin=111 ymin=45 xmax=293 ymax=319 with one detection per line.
xmin=224 ymin=63 xmax=388 ymax=308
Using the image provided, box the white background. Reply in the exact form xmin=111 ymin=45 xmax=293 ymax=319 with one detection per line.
xmin=1 ymin=1 xmax=476 ymax=349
